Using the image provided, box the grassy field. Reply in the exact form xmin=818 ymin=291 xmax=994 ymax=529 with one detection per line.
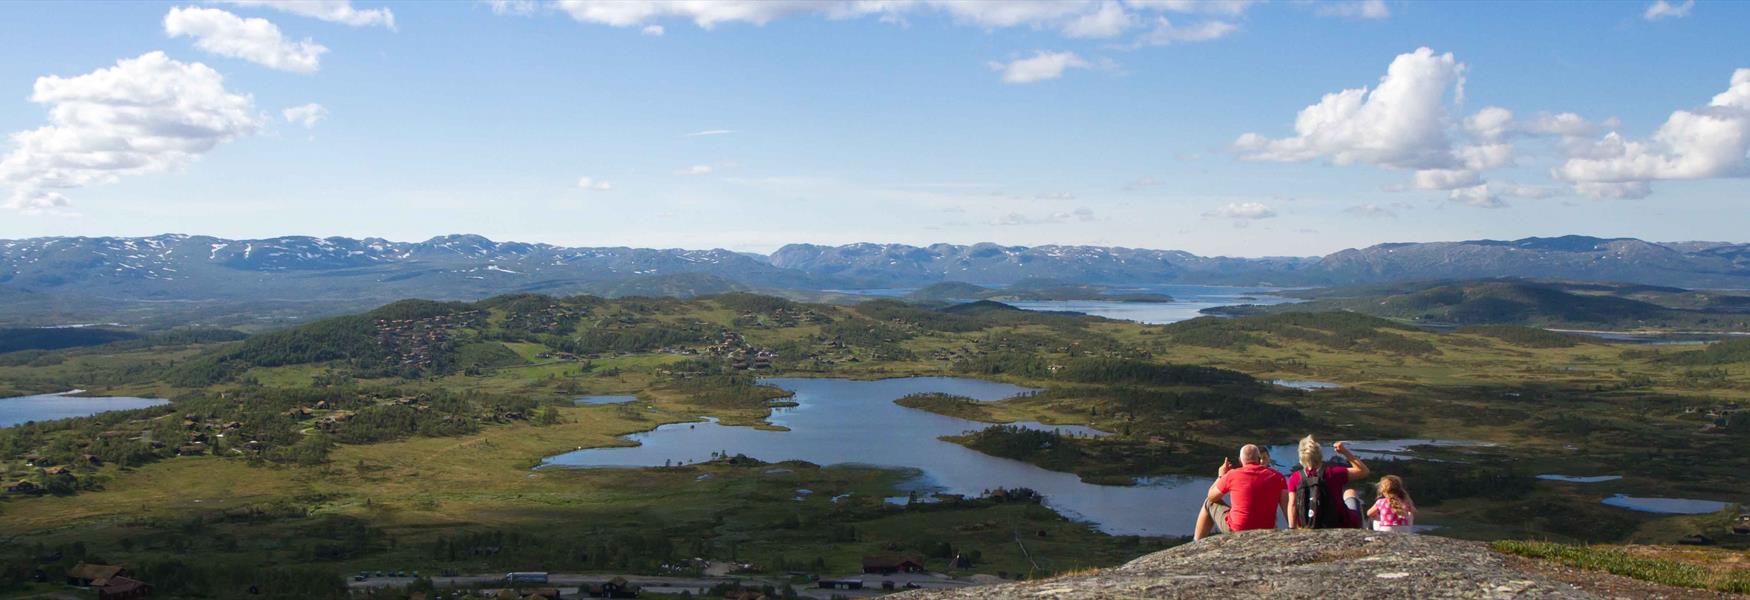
xmin=3 ymin=294 xmax=1749 ymax=597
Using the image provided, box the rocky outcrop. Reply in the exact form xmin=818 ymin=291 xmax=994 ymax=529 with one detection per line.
xmin=899 ymin=530 xmax=1613 ymax=599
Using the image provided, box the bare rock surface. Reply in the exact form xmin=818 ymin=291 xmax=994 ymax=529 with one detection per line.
xmin=898 ymin=529 xmax=1610 ymax=599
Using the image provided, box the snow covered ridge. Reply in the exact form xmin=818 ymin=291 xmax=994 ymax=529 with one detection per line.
xmin=1 ymin=234 xmax=1748 ymax=290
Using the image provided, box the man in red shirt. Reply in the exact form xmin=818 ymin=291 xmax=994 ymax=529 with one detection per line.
xmin=1193 ymin=444 xmax=1288 ymax=540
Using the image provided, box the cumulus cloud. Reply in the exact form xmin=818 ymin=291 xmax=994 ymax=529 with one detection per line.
xmin=641 ymin=24 xmax=665 ymax=36
xmin=164 ymin=7 xmax=326 ymax=74
xmin=1234 ymin=47 xmax=1466 ymax=170
xmin=990 ymin=51 xmax=1091 ymax=84
xmin=576 ymin=176 xmax=612 ymax=191
xmin=676 ymin=164 xmax=714 ymax=176
xmin=1446 ymin=181 xmax=1559 ymax=208
xmin=1643 ymin=0 xmax=1693 ymax=20
xmin=1313 ymin=0 xmax=1390 ymax=19
xmin=282 ymin=103 xmax=327 ymax=128
xmin=1409 ymin=168 xmax=1483 ymax=190
xmin=1203 ymin=201 xmax=1277 ymax=220
xmin=1552 ymin=68 xmax=1750 ymax=198
xmin=1123 ymin=175 xmax=1164 ymax=190
xmin=544 ymin=1 xmax=1246 ymax=42
xmin=0 ymin=52 xmax=262 ymax=214
xmin=216 ymin=0 xmax=395 ymax=29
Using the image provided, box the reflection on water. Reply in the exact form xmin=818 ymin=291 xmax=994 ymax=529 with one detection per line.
xmin=541 ymin=377 xmax=1482 ymax=536
xmin=1602 ymin=495 xmax=1733 ymax=514
xmin=541 ymin=377 xmax=1209 ymax=535
xmin=1536 ymin=474 xmax=1622 ymax=483
xmin=1003 ymin=285 xmax=1297 ymax=325
xmin=575 ymin=395 xmax=639 ymax=405
xmin=1271 ymin=379 xmax=1342 ymax=391
xmin=1 ymin=391 xmax=169 ymax=428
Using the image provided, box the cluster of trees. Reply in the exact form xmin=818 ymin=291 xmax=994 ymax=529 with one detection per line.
xmin=1161 ymin=312 xmax=1438 ymax=355
xmin=1457 ymin=325 xmax=1586 ymax=348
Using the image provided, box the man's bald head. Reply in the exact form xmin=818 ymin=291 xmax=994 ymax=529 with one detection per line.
xmin=1239 ymin=444 xmax=1263 ymax=465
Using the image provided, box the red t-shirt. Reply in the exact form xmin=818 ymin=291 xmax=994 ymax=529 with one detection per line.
xmin=1216 ymin=464 xmax=1287 ymax=531
xmin=1288 ymin=465 xmax=1362 ymax=528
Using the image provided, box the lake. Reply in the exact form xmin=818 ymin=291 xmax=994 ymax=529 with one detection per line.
xmin=1003 ymin=284 xmax=1297 ymax=325
xmin=0 ymin=390 xmax=169 ymax=428
xmin=575 ymin=395 xmax=639 ymax=405
xmin=542 ymin=377 xmax=1470 ymax=536
xmin=1271 ymin=379 xmax=1342 ymax=391
xmin=1602 ymin=495 xmax=1734 ymax=514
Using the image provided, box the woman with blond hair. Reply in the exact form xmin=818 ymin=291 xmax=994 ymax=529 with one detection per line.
xmin=1286 ymin=435 xmax=1370 ymax=529
xmin=1368 ymin=475 xmax=1416 ymax=533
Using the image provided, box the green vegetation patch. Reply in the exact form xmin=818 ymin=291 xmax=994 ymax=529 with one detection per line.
xmin=1491 ymin=540 xmax=1750 ymax=594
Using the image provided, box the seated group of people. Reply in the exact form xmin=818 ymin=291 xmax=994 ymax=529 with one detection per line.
xmin=1193 ymin=435 xmax=1415 ymax=540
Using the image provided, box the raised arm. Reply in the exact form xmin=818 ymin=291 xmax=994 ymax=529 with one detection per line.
xmin=1334 ymin=441 xmax=1370 ymax=479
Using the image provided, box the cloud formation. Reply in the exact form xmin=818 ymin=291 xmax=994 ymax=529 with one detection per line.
xmin=544 ymin=1 xmax=1246 ymax=43
xmin=0 ymin=52 xmax=261 ymax=214
xmin=1314 ymin=0 xmax=1390 ymax=19
xmin=216 ymin=0 xmax=396 ymax=29
xmin=1552 ymin=68 xmax=1750 ymax=198
xmin=990 ymin=51 xmax=1091 ymax=84
xmin=283 ymin=103 xmax=327 ymax=128
xmin=1204 ymin=201 xmax=1276 ymax=220
xmin=1234 ymin=47 xmax=1466 ymax=170
xmin=576 ymin=176 xmax=613 ymax=191
xmin=676 ymin=164 xmax=714 ymax=176
xmin=1643 ymin=0 xmax=1693 ymax=20
xmin=165 ymin=6 xmax=326 ymax=74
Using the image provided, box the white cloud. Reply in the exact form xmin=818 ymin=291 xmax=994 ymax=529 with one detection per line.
xmin=576 ymin=176 xmax=613 ymax=191
xmin=642 ymin=24 xmax=665 ymax=36
xmin=676 ymin=164 xmax=714 ymax=176
xmin=1063 ymin=2 xmax=1134 ymax=38
xmin=1313 ymin=0 xmax=1390 ymax=19
xmin=1134 ymin=17 xmax=1237 ymax=46
xmin=488 ymin=0 xmax=538 ymax=16
xmin=164 ymin=6 xmax=326 ymax=74
xmin=1643 ymin=0 xmax=1693 ymax=21
xmin=1446 ymin=181 xmax=1559 ymax=208
xmin=544 ymin=1 xmax=1247 ymax=42
xmin=282 ymin=103 xmax=327 ymax=128
xmin=1409 ymin=168 xmax=1482 ymax=190
xmin=1457 ymin=143 xmax=1514 ymax=170
xmin=1203 ymin=201 xmax=1277 ymax=220
xmin=990 ymin=51 xmax=1091 ymax=84
xmin=1552 ymin=68 xmax=1750 ymax=197
xmin=1035 ymin=192 xmax=1077 ymax=200
xmin=1462 ymin=106 xmax=1514 ymax=142
xmin=216 ymin=0 xmax=395 ymax=29
xmin=686 ymin=129 xmax=733 ymax=137
xmin=1234 ymin=47 xmax=1466 ymax=170
xmin=0 ymin=52 xmax=262 ymax=213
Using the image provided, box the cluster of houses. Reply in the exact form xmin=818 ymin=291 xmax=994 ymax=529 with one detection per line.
xmin=502 ymin=303 xmax=583 ymax=334
xmin=374 ymin=311 xmax=479 ymax=369
xmin=67 ymin=563 xmax=151 ymax=600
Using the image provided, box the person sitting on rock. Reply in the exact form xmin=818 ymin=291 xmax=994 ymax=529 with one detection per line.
xmin=1287 ymin=435 xmax=1371 ymax=529
xmin=1193 ymin=444 xmax=1288 ymax=541
xmin=1367 ymin=474 xmax=1416 ymax=533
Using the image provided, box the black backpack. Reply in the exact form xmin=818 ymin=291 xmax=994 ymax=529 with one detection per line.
xmin=1295 ymin=469 xmax=1343 ymax=529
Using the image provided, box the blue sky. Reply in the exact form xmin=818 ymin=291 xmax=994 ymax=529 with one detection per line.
xmin=0 ymin=0 xmax=1745 ymax=256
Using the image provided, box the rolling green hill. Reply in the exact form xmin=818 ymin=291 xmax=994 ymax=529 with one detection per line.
xmin=1226 ymin=279 xmax=1750 ymax=331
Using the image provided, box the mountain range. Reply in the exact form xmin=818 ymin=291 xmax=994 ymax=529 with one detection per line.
xmin=2 ymin=233 xmax=1748 ymax=327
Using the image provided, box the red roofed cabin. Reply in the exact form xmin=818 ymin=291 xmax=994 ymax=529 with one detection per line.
xmin=67 ymin=563 xmax=127 ymax=587
xmin=98 ymin=576 xmax=152 ymax=600
xmin=862 ymin=555 xmax=925 ymax=575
